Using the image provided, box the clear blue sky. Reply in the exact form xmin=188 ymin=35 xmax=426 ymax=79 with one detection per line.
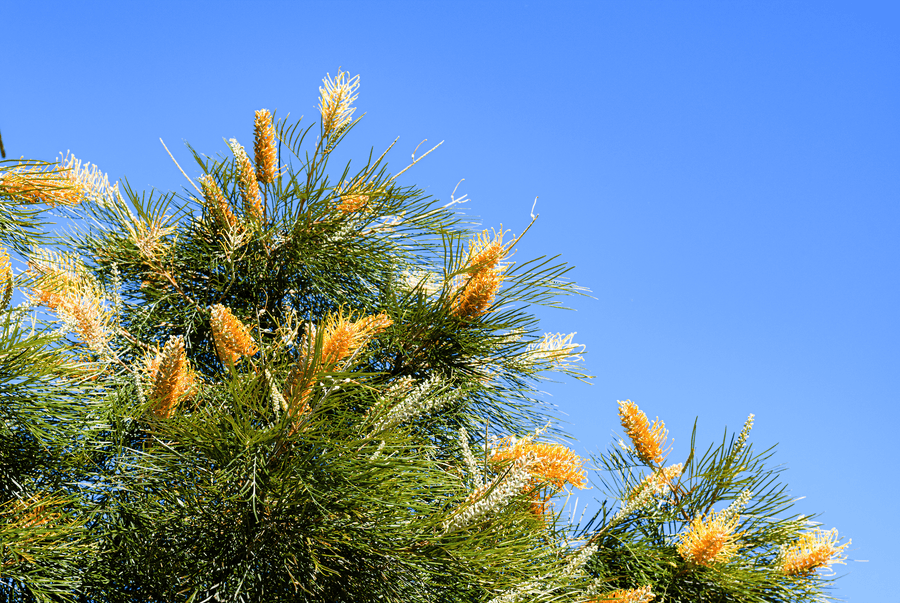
xmin=5 ymin=1 xmax=897 ymax=599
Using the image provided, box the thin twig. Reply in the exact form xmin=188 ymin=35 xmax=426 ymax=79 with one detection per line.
xmin=160 ymin=138 xmax=202 ymax=195
xmin=391 ymin=141 xmax=443 ymax=182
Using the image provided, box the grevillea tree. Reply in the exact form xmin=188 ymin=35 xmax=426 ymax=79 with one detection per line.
xmin=0 ymin=71 xmax=849 ymax=602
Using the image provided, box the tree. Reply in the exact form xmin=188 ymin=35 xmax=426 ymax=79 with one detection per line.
xmin=0 ymin=70 xmax=849 ymax=602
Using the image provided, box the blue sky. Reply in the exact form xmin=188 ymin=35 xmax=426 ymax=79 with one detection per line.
xmin=4 ymin=1 xmax=897 ymax=599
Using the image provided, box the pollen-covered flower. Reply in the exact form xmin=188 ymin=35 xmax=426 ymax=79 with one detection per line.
xmin=525 ymin=332 xmax=585 ymax=366
xmin=319 ymin=311 xmax=392 ymax=368
xmin=1 ymin=153 xmax=115 ymax=207
xmin=677 ymin=509 xmax=741 ymax=566
xmin=451 ymin=228 xmax=512 ymax=319
xmin=145 ymin=335 xmax=196 ymax=419
xmin=779 ymin=528 xmax=850 ymax=576
xmin=0 ymin=245 xmax=12 ymax=310
xmin=210 ymin=304 xmax=258 ymax=365
xmin=253 ymin=109 xmax=279 ymax=185
xmin=228 ymin=139 xmax=264 ymax=223
xmin=618 ymin=400 xmax=669 ymax=465
xmin=199 ymin=174 xmax=240 ymax=231
xmin=595 ymin=585 xmax=655 ymax=603
xmin=319 ymin=70 xmax=360 ymax=135
xmin=490 ymin=438 xmax=587 ymax=491
xmin=29 ymin=249 xmax=110 ymax=353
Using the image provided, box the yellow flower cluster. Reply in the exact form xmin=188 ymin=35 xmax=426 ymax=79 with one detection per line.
xmin=490 ymin=438 xmax=587 ymax=491
xmin=199 ymin=174 xmax=240 ymax=231
xmin=618 ymin=400 xmax=669 ymax=465
xmin=319 ymin=311 xmax=393 ymax=369
xmin=0 ymin=245 xmax=12 ymax=310
xmin=253 ymin=109 xmax=279 ymax=185
xmin=210 ymin=304 xmax=259 ymax=366
xmin=594 ymin=585 xmax=655 ymax=603
xmin=488 ymin=434 xmax=587 ymax=521
xmin=779 ymin=528 xmax=849 ymax=576
xmin=452 ymin=228 xmax=512 ymax=320
xmin=677 ymin=509 xmax=741 ymax=567
xmin=283 ymin=310 xmax=392 ymax=428
xmin=144 ymin=335 xmax=197 ymax=419
xmin=228 ymin=139 xmax=264 ymax=223
xmin=29 ymin=250 xmax=109 ymax=353
xmin=319 ymin=70 xmax=360 ymax=135
xmin=1 ymin=153 xmax=117 ymax=207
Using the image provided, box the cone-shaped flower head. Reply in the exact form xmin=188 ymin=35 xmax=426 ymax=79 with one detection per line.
xmin=618 ymin=400 xmax=670 ymax=465
xmin=29 ymin=249 xmax=109 ymax=353
xmin=254 ymin=109 xmax=278 ymax=185
xmin=320 ymin=311 xmax=392 ymax=368
xmin=490 ymin=437 xmax=587 ymax=491
xmin=210 ymin=304 xmax=259 ymax=365
xmin=594 ymin=585 xmax=655 ymax=603
xmin=199 ymin=174 xmax=240 ymax=231
xmin=145 ymin=335 xmax=196 ymax=419
xmin=319 ymin=70 xmax=359 ymax=135
xmin=1 ymin=153 xmax=115 ymax=207
xmin=779 ymin=528 xmax=849 ymax=576
xmin=0 ymin=245 xmax=12 ymax=310
xmin=227 ymin=139 xmax=263 ymax=223
xmin=677 ymin=509 xmax=741 ymax=566
xmin=452 ymin=228 xmax=512 ymax=319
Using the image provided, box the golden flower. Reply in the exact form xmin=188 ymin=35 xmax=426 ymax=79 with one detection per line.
xmin=618 ymin=400 xmax=669 ymax=466
xmin=491 ymin=438 xmax=587 ymax=491
xmin=319 ymin=70 xmax=360 ymax=135
xmin=677 ymin=509 xmax=741 ymax=566
xmin=2 ymin=162 xmax=84 ymax=207
xmin=595 ymin=585 xmax=655 ymax=603
xmin=210 ymin=304 xmax=259 ymax=365
xmin=228 ymin=139 xmax=264 ymax=223
xmin=779 ymin=528 xmax=849 ymax=576
xmin=29 ymin=251 xmax=109 ymax=353
xmin=145 ymin=335 xmax=196 ymax=419
xmin=254 ymin=109 xmax=279 ymax=185
xmin=320 ymin=311 xmax=392 ymax=368
xmin=451 ymin=228 xmax=512 ymax=319
xmin=199 ymin=174 xmax=240 ymax=230
xmin=0 ymin=245 xmax=12 ymax=310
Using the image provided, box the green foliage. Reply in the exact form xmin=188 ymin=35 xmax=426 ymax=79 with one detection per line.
xmin=0 ymin=72 xmax=849 ymax=602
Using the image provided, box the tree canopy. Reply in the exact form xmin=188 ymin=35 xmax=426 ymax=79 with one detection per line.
xmin=0 ymin=70 xmax=849 ymax=603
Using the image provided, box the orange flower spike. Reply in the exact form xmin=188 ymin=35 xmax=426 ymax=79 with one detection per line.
xmin=199 ymin=174 xmax=240 ymax=230
xmin=228 ymin=139 xmax=264 ymax=223
xmin=210 ymin=304 xmax=259 ymax=365
xmin=618 ymin=400 xmax=670 ymax=466
xmin=780 ymin=528 xmax=850 ymax=576
xmin=146 ymin=335 xmax=195 ymax=419
xmin=596 ymin=585 xmax=655 ymax=603
xmin=490 ymin=438 xmax=587 ymax=490
xmin=319 ymin=70 xmax=360 ymax=135
xmin=253 ymin=109 xmax=278 ymax=185
xmin=1 ymin=163 xmax=84 ymax=207
xmin=452 ymin=228 xmax=512 ymax=319
xmin=320 ymin=311 xmax=392 ymax=368
xmin=0 ymin=246 xmax=12 ymax=310
xmin=677 ymin=510 xmax=741 ymax=567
